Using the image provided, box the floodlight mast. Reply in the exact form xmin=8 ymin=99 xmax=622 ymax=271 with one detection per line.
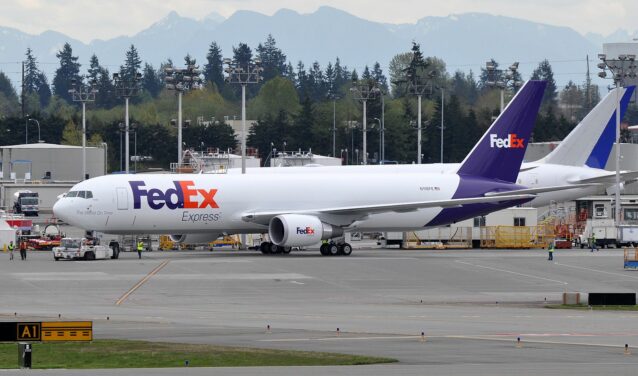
xmin=598 ymin=54 xmax=637 ymax=225
xmin=350 ymin=79 xmax=380 ymax=165
xmin=224 ymin=58 xmax=263 ymax=174
xmin=164 ymin=64 xmax=202 ymax=166
xmin=112 ymin=72 xmax=142 ymax=173
xmin=69 ymin=78 xmax=98 ymax=180
xmin=485 ymin=60 xmax=521 ymax=113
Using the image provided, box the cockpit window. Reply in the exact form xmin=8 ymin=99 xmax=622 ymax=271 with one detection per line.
xmin=66 ymin=191 xmax=78 ymax=198
xmin=85 ymin=191 xmax=93 ymax=199
xmin=78 ymin=191 xmax=86 ymax=198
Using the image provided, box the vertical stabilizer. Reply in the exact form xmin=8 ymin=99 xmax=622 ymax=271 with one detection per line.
xmin=457 ymin=80 xmax=546 ymax=182
xmin=541 ymin=86 xmax=635 ymax=168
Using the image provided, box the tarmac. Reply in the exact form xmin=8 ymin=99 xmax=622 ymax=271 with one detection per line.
xmin=2 ymin=245 xmax=638 ymax=375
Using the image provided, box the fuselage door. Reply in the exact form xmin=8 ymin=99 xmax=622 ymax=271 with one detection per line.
xmin=116 ymin=187 xmax=128 ymax=210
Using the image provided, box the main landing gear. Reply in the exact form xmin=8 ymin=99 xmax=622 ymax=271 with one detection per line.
xmin=260 ymin=242 xmax=292 ymax=255
xmin=319 ymin=242 xmax=352 ymax=257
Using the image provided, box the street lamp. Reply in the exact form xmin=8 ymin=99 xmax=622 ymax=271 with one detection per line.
xmin=340 ymin=148 xmax=348 ymax=165
xmin=350 ymin=79 xmax=380 ymax=165
xmin=164 ymin=64 xmax=202 ymax=166
xmin=485 ymin=61 xmax=521 ymax=113
xmin=373 ymin=117 xmax=382 ymax=164
xmin=223 ymin=57 xmax=263 ymax=174
xmin=112 ymin=71 xmax=142 ymax=173
xmin=598 ymin=53 xmax=637 ymax=225
xmin=69 ymin=78 xmax=98 ymax=180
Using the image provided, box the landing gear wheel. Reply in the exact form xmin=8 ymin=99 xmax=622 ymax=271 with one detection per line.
xmin=271 ymin=244 xmax=282 ymax=254
xmin=339 ymin=243 xmax=353 ymax=256
xmin=260 ymin=242 xmax=271 ymax=254
xmin=320 ymin=244 xmax=330 ymax=256
xmin=281 ymin=247 xmax=292 ymax=254
xmin=328 ymin=244 xmax=339 ymax=256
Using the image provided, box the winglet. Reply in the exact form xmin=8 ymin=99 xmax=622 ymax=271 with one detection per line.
xmin=457 ymin=80 xmax=546 ymax=183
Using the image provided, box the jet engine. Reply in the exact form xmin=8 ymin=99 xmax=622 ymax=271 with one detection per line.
xmin=269 ymin=214 xmax=343 ymax=247
xmin=169 ymin=233 xmax=222 ymax=244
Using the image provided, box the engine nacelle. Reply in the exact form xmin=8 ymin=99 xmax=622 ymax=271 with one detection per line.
xmin=169 ymin=233 xmax=222 ymax=244
xmin=269 ymin=214 xmax=343 ymax=247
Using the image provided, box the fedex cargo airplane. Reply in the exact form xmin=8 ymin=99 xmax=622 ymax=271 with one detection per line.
xmin=53 ymin=81 xmax=551 ymax=256
xmin=230 ymin=86 xmax=637 ymax=208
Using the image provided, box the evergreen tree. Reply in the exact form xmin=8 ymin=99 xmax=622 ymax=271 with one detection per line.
xmin=36 ymin=72 xmax=52 ymax=108
xmin=204 ymin=41 xmax=224 ymax=90
xmin=120 ymin=44 xmax=142 ymax=81
xmin=256 ymin=34 xmax=287 ymax=81
xmin=291 ymin=96 xmax=315 ymax=150
xmin=23 ymin=48 xmax=40 ymax=94
xmin=530 ymin=59 xmax=557 ymax=107
xmin=87 ymin=55 xmax=101 ymax=83
xmin=371 ymin=62 xmax=388 ymax=94
xmin=232 ymin=43 xmax=252 ymax=67
xmin=52 ymin=42 xmax=81 ymax=103
xmin=361 ymin=66 xmax=371 ymax=80
xmin=142 ymin=63 xmax=162 ymax=98
xmin=184 ymin=53 xmax=197 ymax=67
xmin=0 ymin=72 xmax=19 ymax=116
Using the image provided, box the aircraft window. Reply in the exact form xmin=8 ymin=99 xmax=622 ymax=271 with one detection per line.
xmin=66 ymin=191 xmax=78 ymax=198
xmin=85 ymin=191 xmax=93 ymax=199
xmin=78 ymin=191 xmax=86 ymax=198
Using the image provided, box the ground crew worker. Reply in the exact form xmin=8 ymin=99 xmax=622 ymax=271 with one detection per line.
xmin=590 ymin=234 xmax=597 ymax=252
xmin=19 ymin=240 xmax=27 ymax=260
xmin=137 ymin=240 xmax=144 ymax=259
xmin=548 ymin=241 xmax=555 ymax=261
xmin=8 ymin=241 xmax=14 ymax=261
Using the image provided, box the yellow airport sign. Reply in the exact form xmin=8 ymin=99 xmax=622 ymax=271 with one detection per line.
xmin=42 ymin=321 xmax=92 ymax=342
xmin=17 ymin=322 xmax=41 ymax=341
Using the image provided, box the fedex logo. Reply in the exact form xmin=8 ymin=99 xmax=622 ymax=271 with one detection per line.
xmin=129 ymin=181 xmax=218 ymax=210
xmin=296 ymin=227 xmax=315 ymax=235
xmin=489 ymin=133 xmax=525 ymax=149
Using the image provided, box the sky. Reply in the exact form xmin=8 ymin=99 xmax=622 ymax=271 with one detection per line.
xmin=2 ymin=0 xmax=637 ymax=43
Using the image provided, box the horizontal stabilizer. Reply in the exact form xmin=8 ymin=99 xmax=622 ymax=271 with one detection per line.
xmin=568 ymin=171 xmax=638 ymax=185
xmin=242 ymin=194 xmax=535 ymax=225
xmin=484 ymin=184 xmax=602 ymax=197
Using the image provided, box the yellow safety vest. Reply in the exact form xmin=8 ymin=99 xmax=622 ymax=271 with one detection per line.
xmin=137 ymin=242 xmax=143 ymax=251
xmin=8 ymin=244 xmax=14 ymax=251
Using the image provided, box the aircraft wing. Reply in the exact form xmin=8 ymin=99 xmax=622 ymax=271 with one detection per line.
xmin=484 ymin=184 xmax=602 ymax=197
xmin=241 ymin=194 xmax=535 ymax=225
xmin=568 ymin=171 xmax=638 ymax=185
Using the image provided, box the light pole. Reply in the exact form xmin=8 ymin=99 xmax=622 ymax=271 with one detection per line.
xmin=112 ymin=72 xmax=142 ymax=173
xmin=327 ymin=91 xmax=340 ymax=157
xmin=485 ymin=61 xmax=521 ymax=113
xmin=164 ymin=64 xmax=202 ymax=166
xmin=223 ymin=57 xmax=263 ymax=174
xmin=350 ymin=79 xmax=380 ymax=165
xmin=598 ymin=53 xmax=637 ymax=225
xmin=439 ymin=89 xmax=445 ymax=163
xmin=69 ymin=78 xmax=98 ymax=180
xmin=374 ymin=117 xmax=382 ymax=164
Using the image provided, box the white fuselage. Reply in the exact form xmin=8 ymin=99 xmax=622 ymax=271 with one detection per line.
xmin=54 ymin=172 xmax=472 ymax=235
xmin=228 ymin=162 xmax=607 ymax=207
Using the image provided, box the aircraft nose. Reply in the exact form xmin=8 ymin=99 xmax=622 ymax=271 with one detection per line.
xmin=52 ymin=199 xmax=70 ymax=223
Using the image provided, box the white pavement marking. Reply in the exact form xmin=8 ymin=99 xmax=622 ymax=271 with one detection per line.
xmin=152 ymin=273 xmax=313 ymax=281
xmin=554 ymin=262 xmax=638 ymax=280
xmin=12 ymin=272 xmax=116 ymax=281
xmin=455 ymin=260 xmax=569 ymax=285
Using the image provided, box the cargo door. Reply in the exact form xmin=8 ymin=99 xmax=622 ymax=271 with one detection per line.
xmin=116 ymin=187 xmax=128 ymax=210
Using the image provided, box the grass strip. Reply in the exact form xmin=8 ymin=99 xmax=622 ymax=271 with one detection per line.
xmin=0 ymin=339 xmax=396 ymax=369
xmin=546 ymin=304 xmax=638 ymax=311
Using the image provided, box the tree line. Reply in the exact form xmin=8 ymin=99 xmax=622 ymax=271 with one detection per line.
xmin=0 ymin=34 xmax=630 ymax=171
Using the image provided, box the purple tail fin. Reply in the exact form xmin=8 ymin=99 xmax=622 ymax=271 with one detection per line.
xmin=457 ymin=80 xmax=546 ymax=183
